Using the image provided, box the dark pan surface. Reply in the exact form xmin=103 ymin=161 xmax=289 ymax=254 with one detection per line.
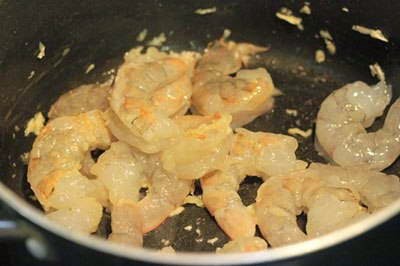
xmin=0 ymin=0 xmax=399 ymax=252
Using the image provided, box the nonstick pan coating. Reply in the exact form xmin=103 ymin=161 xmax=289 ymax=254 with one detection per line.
xmin=0 ymin=0 xmax=399 ymax=254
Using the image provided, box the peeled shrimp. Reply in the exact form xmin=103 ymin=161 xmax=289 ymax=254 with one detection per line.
xmin=109 ymin=47 xmax=199 ymax=153
xmin=91 ymin=141 xmax=191 ymax=237
xmin=161 ymin=113 xmax=233 ymax=180
xmin=202 ymin=128 xmax=306 ymax=240
xmin=191 ymin=39 xmax=278 ymax=128
xmin=48 ymin=82 xmax=111 ymax=119
xmin=91 ymin=141 xmax=163 ymax=245
xmin=316 ymin=80 xmax=400 ymax=170
xmin=256 ymin=163 xmax=400 ymax=247
xmin=217 ymin=237 xmax=268 ymax=253
xmin=28 ymin=110 xmax=112 ymax=233
xmin=138 ymin=167 xmax=192 ymax=233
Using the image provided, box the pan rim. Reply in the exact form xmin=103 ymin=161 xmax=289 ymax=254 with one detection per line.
xmin=0 ymin=181 xmax=399 ymax=265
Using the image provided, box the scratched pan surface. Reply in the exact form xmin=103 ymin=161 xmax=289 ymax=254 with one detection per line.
xmin=0 ymin=0 xmax=399 ymax=254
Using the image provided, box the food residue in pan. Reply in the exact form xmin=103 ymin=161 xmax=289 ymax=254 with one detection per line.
xmin=319 ymin=30 xmax=336 ymax=55
xmin=276 ymin=7 xmax=304 ymax=30
xmin=194 ymin=7 xmax=217 ymax=15
xmin=147 ymin=32 xmax=167 ymax=47
xmin=315 ymin=49 xmax=326 ymax=63
xmin=136 ymin=29 xmax=148 ymax=42
xmin=352 ymin=25 xmax=389 ymax=42
xmin=24 ymin=112 xmax=45 ymax=136
xmin=288 ymin=127 xmax=313 ymax=138
xmin=299 ymin=2 xmax=311 ymax=15
xmin=85 ymin=64 xmax=95 ymax=74
xmin=36 ymin=41 xmax=46 ymax=59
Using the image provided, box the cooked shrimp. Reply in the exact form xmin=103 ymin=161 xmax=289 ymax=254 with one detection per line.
xmin=109 ymin=47 xmax=199 ymax=153
xmin=202 ymin=171 xmax=256 ymax=240
xmin=256 ymin=163 xmax=400 ymax=247
xmin=138 ymin=167 xmax=192 ymax=233
xmin=202 ymin=128 xmax=306 ymax=239
xmin=191 ymin=39 xmax=278 ymax=128
xmin=48 ymin=82 xmax=111 ymax=119
xmin=91 ymin=141 xmax=145 ymax=205
xmin=230 ymin=128 xmax=307 ymax=178
xmin=316 ymin=80 xmax=400 ymax=170
xmin=217 ymin=237 xmax=268 ymax=253
xmin=161 ymin=113 xmax=233 ymax=180
xmin=28 ymin=110 xmax=112 ymax=233
xmin=108 ymin=201 xmax=143 ymax=247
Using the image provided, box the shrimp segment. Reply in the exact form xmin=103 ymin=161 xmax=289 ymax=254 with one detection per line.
xmin=108 ymin=201 xmax=143 ymax=247
xmin=110 ymin=47 xmax=198 ymax=153
xmin=217 ymin=237 xmax=268 ymax=253
xmin=316 ymin=80 xmax=400 ymax=170
xmin=202 ymin=171 xmax=256 ymax=239
xmin=161 ymin=113 xmax=233 ymax=180
xmin=28 ymin=110 xmax=112 ymax=233
xmin=202 ymin=128 xmax=306 ymax=240
xmin=91 ymin=142 xmax=145 ymax=244
xmin=138 ymin=168 xmax=192 ymax=232
xmin=256 ymin=163 xmax=400 ymax=247
xmin=48 ymin=82 xmax=111 ymax=119
xmin=192 ymin=40 xmax=278 ymax=128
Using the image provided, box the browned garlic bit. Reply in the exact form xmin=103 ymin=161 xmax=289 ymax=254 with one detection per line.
xmin=276 ymin=7 xmax=304 ymax=30
xmin=352 ymin=25 xmax=389 ymax=43
xmin=194 ymin=7 xmax=217 ymax=15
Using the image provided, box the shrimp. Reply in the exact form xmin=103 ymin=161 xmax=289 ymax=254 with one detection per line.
xmin=91 ymin=141 xmax=191 ymax=236
xmin=109 ymin=47 xmax=199 ymax=153
xmin=48 ymin=82 xmax=111 ymax=119
xmin=138 ymin=167 xmax=192 ymax=233
xmin=161 ymin=113 xmax=233 ymax=180
xmin=108 ymin=201 xmax=143 ymax=247
xmin=28 ymin=110 xmax=112 ymax=233
xmin=191 ymin=39 xmax=279 ymax=128
xmin=217 ymin=237 xmax=268 ymax=253
xmin=316 ymin=80 xmax=400 ymax=170
xmin=230 ymin=128 xmax=307 ymax=178
xmin=256 ymin=163 xmax=400 ymax=247
xmin=202 ymin=128 xmax=306 ymax=240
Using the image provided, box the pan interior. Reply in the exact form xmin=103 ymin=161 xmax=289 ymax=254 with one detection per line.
xmin=0 ymin=0 xmax=398 ymax=252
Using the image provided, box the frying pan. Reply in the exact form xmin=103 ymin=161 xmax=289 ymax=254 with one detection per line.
xmin=0 ymin=0 xmax=399 ymax=265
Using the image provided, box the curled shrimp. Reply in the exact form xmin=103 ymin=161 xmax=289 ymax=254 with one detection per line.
xmin=48 ymin=82 xmax=111 ymax=119
xmin=161 ymin=113 xmax=233 ymax=180
xmin=91 ymin=141 xmax=191 ymax=236
xmin=202 ymin=128 xmax=306 ymax=240
xmin=316 ymin=80 xmax=400 ymax=170
xmin=109 ymin=47 xmax=199 ymax=153
xmin=217 ymin=237 xmax=268 ymax=253
xmin=191 ymin=39 xmax=278 ymax=128
xmin=90 ymin=141 xmax=152 ymax=246
xmin=138 ymin=167 xmax=192 ymax=233
xmin=256 ymin=163 xmax=400 ymax=247
xmin=28 ymin=110 xmax=112 ymax=233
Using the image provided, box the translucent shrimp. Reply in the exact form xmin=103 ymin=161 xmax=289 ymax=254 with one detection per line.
xmin=161 ymin=113 xmax=233 ymax=180
xmin=217 ymin=237 xmax=268 ymax=253
xmin=191 ymin=39 xmax=279 ymax=128
xmin=109 ymin=47 xmax=199 ymax=153
xmin=28 ymin=110 xmax=112 ymax=233
xmin=202 ymin=128 xmax=306 ymax=240
xmin=230 ymin=128 xmax=307 ymax=178
xmin=316 ymin=80 xmax=400 ymax=170
xmin=256 ymin=163 xmax=400 ymax=247
xmin=48 ymin=82 xmax=111 ymax=119
xmin=138 ymin=167 xmax=192 ymax=233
